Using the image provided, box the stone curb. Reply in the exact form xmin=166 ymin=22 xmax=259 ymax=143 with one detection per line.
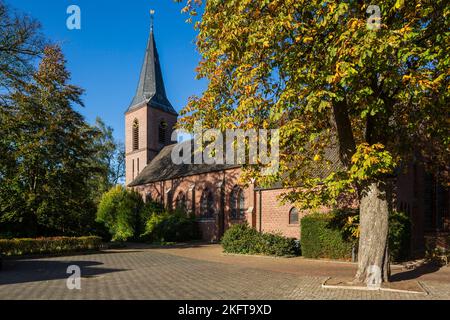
xmin=321 ymin=277 xmax=428 ymax=295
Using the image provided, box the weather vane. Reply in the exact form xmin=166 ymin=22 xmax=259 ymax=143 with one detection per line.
xmin=150 ymin=9 xmax=155 ymax=30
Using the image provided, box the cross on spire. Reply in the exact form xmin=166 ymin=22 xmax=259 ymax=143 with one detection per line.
xmin=150 ymin=9 xmax=155 ymax=31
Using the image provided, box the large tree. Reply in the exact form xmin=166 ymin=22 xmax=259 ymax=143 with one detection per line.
xmin=0 ymin=2 xmax=124 ymax=238
xmin=89 ymin=117 xmax=126 ymax=202
xmin=0 ymin=0 xmax=45 ymax=105
xmin=0 ymin=1 xmax=45 ymax=220
xmin=177 ymin=0 xmax=449 ymax=283
xmin=0 ymin=46 xmax=101 ymax=236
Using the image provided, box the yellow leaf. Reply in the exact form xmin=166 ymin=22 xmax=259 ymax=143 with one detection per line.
xmin=394 ymin=0 xmax=405 ymax=10
xmin=349 ymin=19 xmax=358 ymax=29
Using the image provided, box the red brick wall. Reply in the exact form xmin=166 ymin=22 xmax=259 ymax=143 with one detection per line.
xmin=396 ymin=162 xmax=450 ymax=256
xmin=147 ymin=107 xmax=177 ymax=158
xmin=131 ymin=158 xmax=448 ymax=257
xmin=254 ymin=189 xmax=298 ymax=239
xmin=134 ymin=167 xmax=255 ymax=242
xmin=133 ymin=168 xmax=333 ymax=242
xmin=125 ymin=103 xmax=148 ymax=185
xmin=396 ymin=162 xmax=424 ymax=255
xmin=254 ymin=189 xmax=330 ymax=239
xmin=125 ymin=103 xmax=177 ymax=186
xmin=133 ymin=169 xmax=334 ymax=242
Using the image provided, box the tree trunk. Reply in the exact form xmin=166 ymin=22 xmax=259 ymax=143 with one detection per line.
xmin=354 ymin=180 xmax=390 ymax=284
xmin=331 ymin=101 xmax=356 ymax=168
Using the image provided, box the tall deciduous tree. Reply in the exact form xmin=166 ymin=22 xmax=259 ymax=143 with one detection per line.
xmin=0 ymin=2 xmax=45 ymax=219
xmin=0 ymin=46 xmax=101 ymax=236
xmin=0 ymin=0 xmax=45 ymax=105
xmin=0 ymin=3 xmax=124 ymax=238
xmin=89 ymin=117 xmax=126 ymax=202
xmin=177 ymin=0 xmax=449 ymax=283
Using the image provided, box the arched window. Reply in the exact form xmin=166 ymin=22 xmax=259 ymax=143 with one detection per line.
xmin=145 ymin=193 xmax=152 ymax=203
xmin=132 ymin=119 xmax=139 ymax=151
xmin=200 ymin=189 xmax=215 ymax=219
xmin=289 ymin=207 xmax=299 ymax=224
xmin=158 ymin=121 xmax=167 ymax=145
xmin=167 ymin=189 xmax=173 ymax=210
xmin=230 ymin=186 xmax=245 ymax=220
xmin=175 ymin=192 xmax=186 ymax=213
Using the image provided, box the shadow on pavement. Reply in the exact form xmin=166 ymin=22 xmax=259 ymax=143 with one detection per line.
xmin=0 ymin=259 xmax=127 ymax=286
xmin=391 ymin=261 xmax=442 ymax=282
xmin=121 ymin=241 xmax=215 ymax=250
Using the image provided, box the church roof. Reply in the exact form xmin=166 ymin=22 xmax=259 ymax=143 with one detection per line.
xmin=129 ymin=138 xmax=344 ymax=188
xmin=254 ymin=145 xmax=345 ymax=190
xmin=127 ymin=25 xmax=177 ymax=115
xmin=128 ymin=142 xmax=240 ymax=187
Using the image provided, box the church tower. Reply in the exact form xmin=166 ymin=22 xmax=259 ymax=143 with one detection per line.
xmin=125 ymin=16 xmax=178 ymax=185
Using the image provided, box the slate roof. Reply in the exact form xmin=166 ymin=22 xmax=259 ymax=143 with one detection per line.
xmin=128 ymin=142 xmax=240 ymax=187
xmin=129 ymin=138 xmax=345 ymax=189
xmin=127 ymin=26 xmax=177 ymax=115
xmin=255 ymin=145 xmax=345 ymax=190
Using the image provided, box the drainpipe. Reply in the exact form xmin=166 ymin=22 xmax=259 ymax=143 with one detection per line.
xmin=220 ymin=171 xmax=226 ymax=238
xmin=352 ymin=244 xmax=357 ymax=263
xmin=259 ymin=190 xmax=262 ymax=232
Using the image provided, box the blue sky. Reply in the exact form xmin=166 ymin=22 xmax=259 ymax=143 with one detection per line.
xmin=9 ymin=0 xmax=206 ymax=143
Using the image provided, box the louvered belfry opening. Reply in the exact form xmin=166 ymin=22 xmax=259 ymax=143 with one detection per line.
xmin=158 ymin=121 xmax=167 ymax=144
xmin=133 ymin=119 xmax=139 ymax=151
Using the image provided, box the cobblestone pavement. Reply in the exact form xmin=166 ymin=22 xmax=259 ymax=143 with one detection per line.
xmin=0 ymin=246 xmax=449 ymax=300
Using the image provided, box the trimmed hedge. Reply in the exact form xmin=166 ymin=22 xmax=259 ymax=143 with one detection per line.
xmin=0 ymin=236 xmax=102 ymax=257
xmin=301 ymin=213 xmax=353 ymax=260
xmin=388 ymin=210 xmax=411 ymax=261
xmin=301 ymin=210 xmax=411 ymax=261
xmin=221 ymin=224 xmax=299 ymax=257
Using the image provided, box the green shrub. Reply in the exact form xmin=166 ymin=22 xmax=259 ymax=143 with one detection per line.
xmin=301 ymin=213 xmax=353 ymax=260
xmin=135 ymin=200 xmax=164 ymax=239
xmin=96 ymin=186 xmax=197 ymax=244
xmin=221 ymin=223 xmax=261 ymax=254
xmin=221 ymin=224 xmax=299 ymax=257
xmin=0 ymin=236 xmax=102 ymax=256
xmin=258 ymin=232 xmax=299 ymax=256
xmin=96 ymin=185 xmax=145 ymax=241
xmin=140 ymin=209 xmax=199 ymax=243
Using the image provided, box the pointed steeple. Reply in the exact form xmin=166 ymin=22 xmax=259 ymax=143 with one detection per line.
xmin=128 ymin=14 xmax=177 ymax=115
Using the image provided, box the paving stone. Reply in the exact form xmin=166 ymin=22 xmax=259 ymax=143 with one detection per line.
xmin=0 ymin=248 xmax=448 ymax=300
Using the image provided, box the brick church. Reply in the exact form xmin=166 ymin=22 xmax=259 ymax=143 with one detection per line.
xmin=125 ymin=22 xmax=449 ymax=257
